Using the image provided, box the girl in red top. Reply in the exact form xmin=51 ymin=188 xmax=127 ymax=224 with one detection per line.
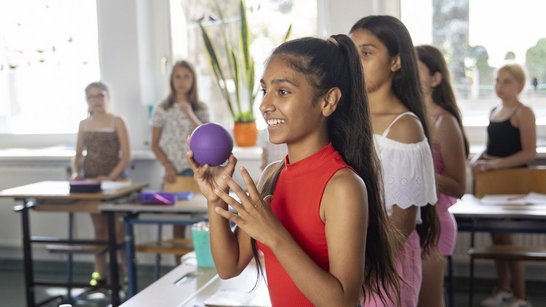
xmin=188 ymin=35 xmax=400 ymax=306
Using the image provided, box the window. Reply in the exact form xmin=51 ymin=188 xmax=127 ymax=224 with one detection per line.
xmin=402 ymin=0 xmax=546 ymax=138
xmin=172 ymin=0 xmax=317 ymax=130
xmin=0 ymin=0 xmax=100 ymax=135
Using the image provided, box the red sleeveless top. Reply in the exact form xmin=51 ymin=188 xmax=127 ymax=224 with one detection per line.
xmin=258 ymin=143 xmax=350 ymax=306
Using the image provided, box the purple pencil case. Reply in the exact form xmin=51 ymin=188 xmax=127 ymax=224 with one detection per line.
xmin=139 ymin=192 xmax=176 ymax=205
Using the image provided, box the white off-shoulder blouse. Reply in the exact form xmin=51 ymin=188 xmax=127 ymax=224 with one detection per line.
xmin=374 ymin=112 xmax=437 ymax=224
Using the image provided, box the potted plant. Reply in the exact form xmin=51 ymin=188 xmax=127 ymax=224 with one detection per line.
xmin=198 ymin=0 xmax=290 ymax=147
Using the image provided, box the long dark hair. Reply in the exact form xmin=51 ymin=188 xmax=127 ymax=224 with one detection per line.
xmin=256 ymin=35 xmax=400 ymax=305
xmin=160 ymin=60 xmax=206 ymax=112
xmin=351 ymin=15 xmax=440 ymax=254
xmin=416 ymin=44 xmax=469 ymax=157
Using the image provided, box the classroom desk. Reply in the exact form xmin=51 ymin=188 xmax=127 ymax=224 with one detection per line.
xmin=121 ymin=257 xmax=270 ymax=307
xmin=450 ymin=194 xmax=546 ymax=235
xmin=0 ymin=180 xmax=147 ymax=307
xmin=100 ymin=193 xmax=209 ymax=298
xmin=449 ymin=194 xmax=546 ymax=306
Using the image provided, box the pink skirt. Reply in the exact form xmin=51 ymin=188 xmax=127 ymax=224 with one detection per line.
xmin=436 ymin=193 xmax=457 ymax=256
xmin=362 ymin=230 xmax=421 ymax=307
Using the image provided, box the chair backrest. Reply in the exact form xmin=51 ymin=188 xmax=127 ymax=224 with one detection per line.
xmin=163 ymin=176 xmax=201 ymax=193
xmin=474 ymin=167 xmax=546 ymax=197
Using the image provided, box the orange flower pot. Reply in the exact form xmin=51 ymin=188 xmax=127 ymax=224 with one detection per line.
xmin=233 ymin=121 xmax=258 ymax=147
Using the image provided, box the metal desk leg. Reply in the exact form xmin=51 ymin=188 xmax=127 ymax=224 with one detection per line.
xmin=469 ymin=229 xmax=476 ymax=307
xmin=124 ymin=213 xmax=138 ymax=298
xmin=107 ymin=212 xmax=120 ymax=306
xmin=447 ymin=255 xmax=454 ymax=307
xmin=18 ymin=200 xmax=36 ymax=307
xmin=65 ymin=212 xmax=75 ymax=304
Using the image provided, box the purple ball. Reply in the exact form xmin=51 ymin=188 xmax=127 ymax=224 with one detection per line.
xmin=189 ymin=123 xmax=233 ymax=166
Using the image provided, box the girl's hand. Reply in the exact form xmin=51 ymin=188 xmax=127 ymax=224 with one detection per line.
xmin=213 ymin=166 xmax=285 ymax=247
xmin=71 ymin=173 xmax=82 ymax=181
xmin=473 ymin=160 xmax=497 ymax=173
xmin=164 ymin=163 xmax=177 ymax=183
xmin=186 ymin=150 xmax=237 ymax=203
xmin=177 ymin=101 xmax=192 ymax=115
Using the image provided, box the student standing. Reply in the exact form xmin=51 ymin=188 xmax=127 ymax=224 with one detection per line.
xmin=350 ymin=16 xmax=439 ymax=307
xmin=188 ymin=35 xmax=400 ymax=306
xmin=471 ymin=64 xmax=536 ymax=307
xmin=151 ymin=60 xmax=209 ymax=182
xmin=416 ymin=44 xmax=469 ymax=307
xmin=72 ymin=81 xmax=131 ymax=286
xmin=151 ymin=60 xmax=209 ymax=264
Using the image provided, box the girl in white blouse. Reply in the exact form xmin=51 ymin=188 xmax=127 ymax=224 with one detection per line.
xmin=351 ymin=16 xmax=440 ymax=307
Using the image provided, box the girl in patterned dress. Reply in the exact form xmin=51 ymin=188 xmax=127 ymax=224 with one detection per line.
xmin=72 ymin=81 xmax=131 ymax=286
xmin=151 ymin=60 xmax=209 ymax=264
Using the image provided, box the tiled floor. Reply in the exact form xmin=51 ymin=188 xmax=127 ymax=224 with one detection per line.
xmin=1 ymin=259 xmax=545 ymax=307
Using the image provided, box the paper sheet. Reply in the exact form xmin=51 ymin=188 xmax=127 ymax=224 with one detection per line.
xmin=481 ymin=193 xmax=546 ymax=205
xmin=204 ymin=289 xmax=270 ymax=307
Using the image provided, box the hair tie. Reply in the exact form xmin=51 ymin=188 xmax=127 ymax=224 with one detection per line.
xmin=327 ymin=36 xmax=339 ymax=47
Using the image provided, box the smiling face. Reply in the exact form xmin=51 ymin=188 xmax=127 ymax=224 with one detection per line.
xmin=86 ymin=86 xmax=109 ymax=114
xmin=350 ymin=29 xmax=399 ymax=95
xmin=259 ymin=56 xmax=327 ymax=147
xmin=171 ymin=66 xmax=194 ymax=97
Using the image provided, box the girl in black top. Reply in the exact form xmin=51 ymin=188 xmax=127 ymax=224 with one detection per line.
xmin=470 ymin=63 xmax=536 ymax=307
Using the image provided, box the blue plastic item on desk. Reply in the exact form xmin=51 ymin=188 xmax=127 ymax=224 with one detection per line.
xmin=191 ymin=222 xmax=215 ymax=268
xmin=174 ymin=192 xmax=193 ymax=200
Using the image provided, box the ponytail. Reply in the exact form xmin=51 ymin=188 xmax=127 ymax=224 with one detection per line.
xmin=254 ymin=35 xmax=401 ymax=305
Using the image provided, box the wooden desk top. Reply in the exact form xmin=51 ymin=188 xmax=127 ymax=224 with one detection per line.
xmin=100 ymin=193 xmax=208 ymax=214
xmin=0 ymin=181 xmax=148 ymax=201
xmin=450 ymin=194 xmax=546 ymax=219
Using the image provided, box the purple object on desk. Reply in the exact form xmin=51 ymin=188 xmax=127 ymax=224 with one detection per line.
xmin=139 ymin=192 xmax=175 ymax=205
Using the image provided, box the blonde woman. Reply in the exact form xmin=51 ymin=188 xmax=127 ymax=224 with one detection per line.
xmin=471 ymin=64 xmax=536 ymax=307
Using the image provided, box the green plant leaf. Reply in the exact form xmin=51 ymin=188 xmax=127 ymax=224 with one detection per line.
xmin=240 ymin=0 xmax=255 ymax=115
xmin=198 ymin=22 xmax=235 ymax=118
xmin=235 ymin=111 xmax=255 ymax=123
xmin=283 ymin=24 xmax=292 ymax=42
xmin=198 ymin=0 xmax=258 ymax=123
xmin=230 ymin=48 xmax=242 ymax=114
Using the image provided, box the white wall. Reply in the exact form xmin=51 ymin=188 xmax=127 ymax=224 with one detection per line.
xmin=96 ymin=0 xmax=172 ymax=150
xmin=317 ymin=0 xmax=400 ymax=36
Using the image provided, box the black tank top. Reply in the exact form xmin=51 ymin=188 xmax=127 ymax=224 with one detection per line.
xmin=486 ymin=107 xmax=521 ymax=157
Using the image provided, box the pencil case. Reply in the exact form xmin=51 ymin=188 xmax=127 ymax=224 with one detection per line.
xmin=69 ymin=180 xmax=102 ymax=193
xmin=139 ymin=192 xmax=176 ymax=205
